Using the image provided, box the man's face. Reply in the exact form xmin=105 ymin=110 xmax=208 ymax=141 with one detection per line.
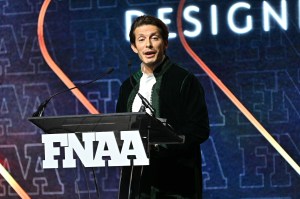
xmin=131 ymin=25 xmax=167 ymax=68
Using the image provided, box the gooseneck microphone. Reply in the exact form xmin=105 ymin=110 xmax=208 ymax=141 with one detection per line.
xmin=32 ymin=67 xmax=114 ymax=117
xmin=127 ymin=60 xmax=155 ymax=116
xmin=137 ymin=93 xmax=155 ymax=116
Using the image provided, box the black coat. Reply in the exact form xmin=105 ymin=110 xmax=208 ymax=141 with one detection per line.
xmin=116 ymin=57 xmax=210 ymax=198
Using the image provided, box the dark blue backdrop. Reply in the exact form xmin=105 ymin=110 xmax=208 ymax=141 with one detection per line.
xmin=0 ymin=0 xmax=299 ymax=198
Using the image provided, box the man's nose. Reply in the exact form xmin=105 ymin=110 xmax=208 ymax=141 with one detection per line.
xmin=146 ymin=39 xmax=152 ymax=48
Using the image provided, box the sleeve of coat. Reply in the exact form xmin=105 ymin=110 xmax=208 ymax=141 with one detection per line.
xmin=178 ymin=73 xmax=210 ymax=145
xmin=116 ymin=84 xmax=127 ymax=113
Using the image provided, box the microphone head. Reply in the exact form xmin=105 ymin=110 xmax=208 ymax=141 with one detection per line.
xmin=106 ymin=67 xmax=114 ymax=74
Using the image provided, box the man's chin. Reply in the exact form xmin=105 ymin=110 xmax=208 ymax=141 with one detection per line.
xmin=143 ymin=62 xmax=157 ymax=68
xmin=142 ymin=59 xmax=156 ymax=67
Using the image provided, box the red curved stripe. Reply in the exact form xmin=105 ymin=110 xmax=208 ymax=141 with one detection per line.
xmin=37 ymin=0 xmax=99 ymax=114
xmin=176 ymin=0 xmax=300 ymax=175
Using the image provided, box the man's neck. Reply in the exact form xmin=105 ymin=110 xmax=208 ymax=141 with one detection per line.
xmin=141 ymin=56 xmax=165 ymax=75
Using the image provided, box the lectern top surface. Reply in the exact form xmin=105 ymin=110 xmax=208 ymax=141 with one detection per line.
xmin=28 ymin=112 xmax=184 ymax=144
xmin=28 ymin=112 xmax=149 ymax=134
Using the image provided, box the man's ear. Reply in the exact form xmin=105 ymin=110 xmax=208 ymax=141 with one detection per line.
xmin=131 ymin=44 xmax=138 ymax=53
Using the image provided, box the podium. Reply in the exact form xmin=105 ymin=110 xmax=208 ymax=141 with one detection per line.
xmin=29 ymin=112 xmax=184 ymax=198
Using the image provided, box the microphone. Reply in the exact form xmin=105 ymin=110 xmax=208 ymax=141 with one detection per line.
xmin=32 ymin=67 xmax=114 ymax=117
xmin=127 ymin=60 xmax=156 ymax=116
xmin=137 ymin=93 xmax=155 ymax=115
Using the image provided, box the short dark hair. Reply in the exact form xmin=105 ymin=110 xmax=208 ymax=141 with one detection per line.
xmin=129 ymin=15 xmax=169 ymax=45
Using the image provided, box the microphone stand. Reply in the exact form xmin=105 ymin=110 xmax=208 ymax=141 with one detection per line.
xmin=32 ymin=67 xmax=114 ymax=117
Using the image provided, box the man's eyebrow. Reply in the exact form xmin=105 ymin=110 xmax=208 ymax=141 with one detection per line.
xmin=149 ymin=32 xmax=161 ymax=36
xmin=136 ymin=31 xmax=161 ymax=38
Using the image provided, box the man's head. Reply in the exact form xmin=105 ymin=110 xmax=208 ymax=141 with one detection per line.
xmin=129 ymin=15 xmax=169 ymax=46
xmin=129 ymin=15 xmax=169 ymax=69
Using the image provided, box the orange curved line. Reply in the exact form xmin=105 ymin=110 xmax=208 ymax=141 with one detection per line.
xmin=177 ymin=0 xmax=300 ymax=175
xmin=37 ymin=0 xmax=99 ymax=114
xmin=0 ymin=164 xmax=30 ymax=199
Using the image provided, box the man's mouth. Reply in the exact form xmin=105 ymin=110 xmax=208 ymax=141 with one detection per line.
xmin=144 ymin=51 xmax=156 ymax=58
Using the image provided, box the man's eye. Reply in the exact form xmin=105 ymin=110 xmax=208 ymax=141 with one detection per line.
xmin=138 ymin=38 xmax=145 ymax=42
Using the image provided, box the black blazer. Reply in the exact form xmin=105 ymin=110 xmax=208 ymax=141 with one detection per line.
xmin=116 ymin=57 xmax=210 ymax=198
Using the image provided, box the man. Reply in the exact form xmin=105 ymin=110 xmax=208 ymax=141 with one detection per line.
xmin=116 ymin=15 xmax=210 ymax=199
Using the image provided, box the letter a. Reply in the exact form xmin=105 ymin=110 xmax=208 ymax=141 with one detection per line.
xmin=120 ymin=130 xmax=149 ymax=166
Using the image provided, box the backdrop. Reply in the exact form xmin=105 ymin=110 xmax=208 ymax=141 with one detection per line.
xmin=0 ymin=0 xmax=299 ymax=198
